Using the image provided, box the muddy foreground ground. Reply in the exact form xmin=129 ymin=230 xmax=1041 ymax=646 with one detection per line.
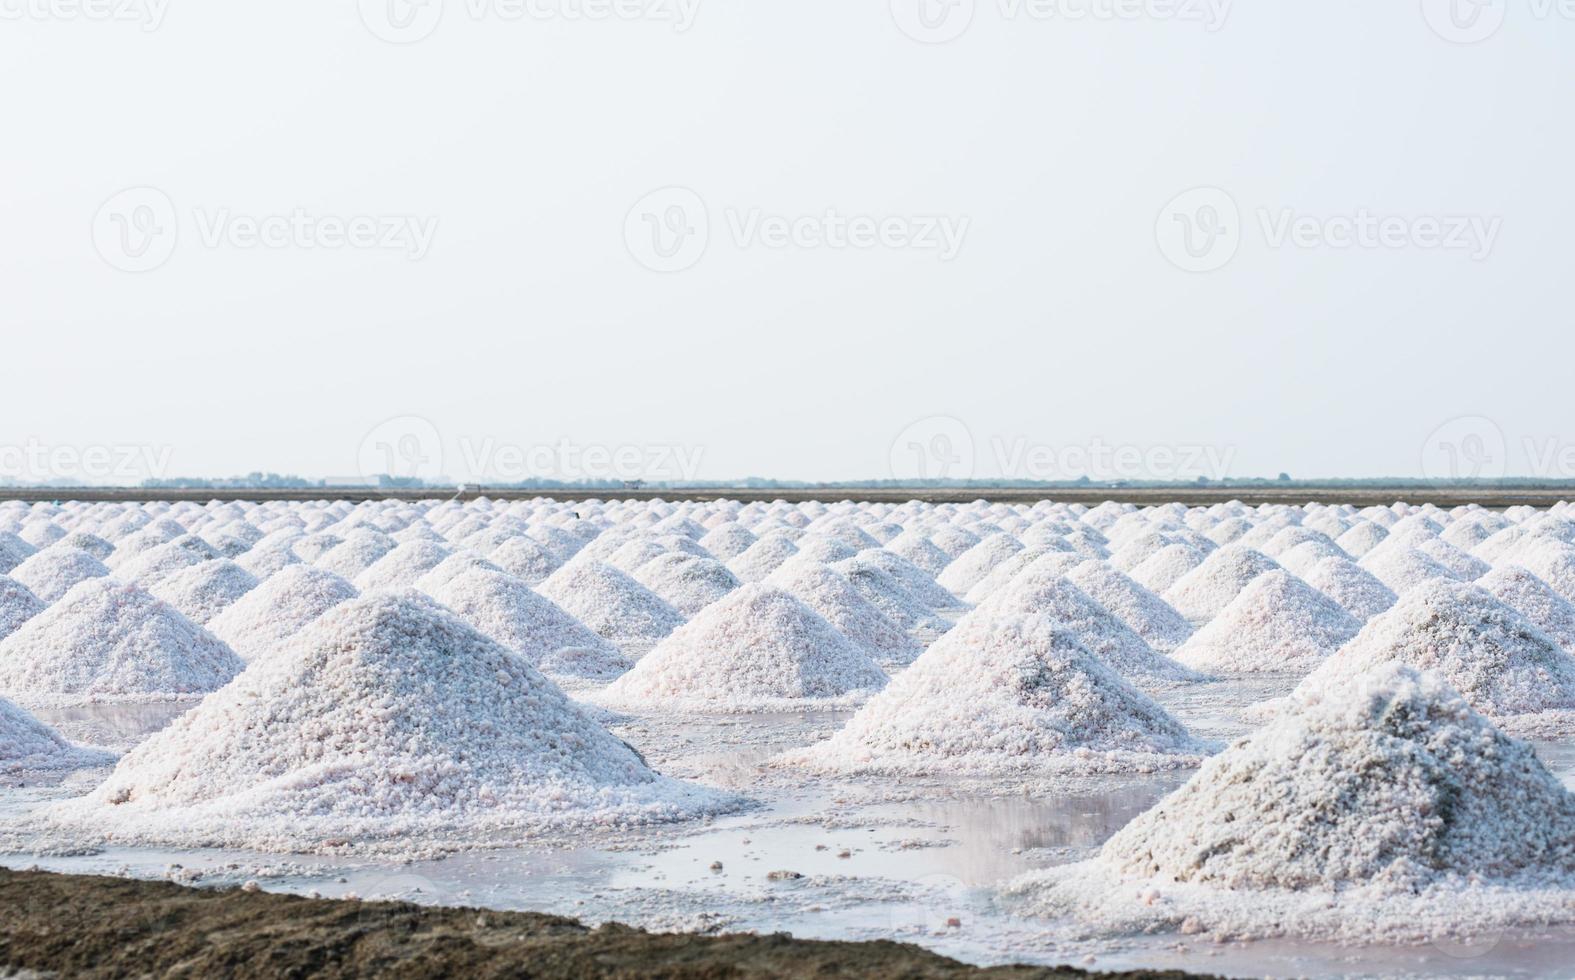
xmin=0 ymin=867 xmax=1209 ymax=979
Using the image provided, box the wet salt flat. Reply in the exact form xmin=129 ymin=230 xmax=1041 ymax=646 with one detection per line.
xmin=6 ymin=680 xmax=1575 ymax=980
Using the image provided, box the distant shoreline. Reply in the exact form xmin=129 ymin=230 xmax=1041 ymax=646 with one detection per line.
xmin=3 ymin=486 xmax=1572 ymax=508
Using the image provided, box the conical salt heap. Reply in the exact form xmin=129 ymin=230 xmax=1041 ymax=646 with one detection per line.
xmin=0 ymin=576 xmax=44 ymax=641
xmin=426 ymin=568 xmax=630 ymax=681
xmin=205 ymin=564 xmax=358 ymax=662
xmin=1299 ymin=555 xmax=1397 ymax=622
xmin=765 ymin=558 xmax=921 ymax=665
xmin=149 ymin=559 xmax=259 ymax=626
xmin=593 ymin=584 xmax=887 ymax=712
xmin=51 ymin=592 xmax=736 ymax=850
xmin=0 ymin=578 xmax=242 ymax=703
xmin=631 ymin=553 xmax=740 ymax=617
xmin=0 ymin=694 xmax=113 ymax=773
xmin=1479 ymin=564 xmax=1575 ymax=651
xmin=1096 ymin=665 xmax=1575 ymax=890
xmin=8 ymin=547 xmax=110 ymax=605
xmin=1162 ymin=545 xmax=1280 ymax=623
xmin=1172 ymin=570 xmax=1360 ymax=674
xmin=1065 ymin=561 xmax=1193 ymax=654
xmin=779 ymin=611 xmax=1206 ymax=776
xmin=536 ymin=561 xmax=684 ymax=657
xmin=1291 ymin=580 xmax=1575 ymax=723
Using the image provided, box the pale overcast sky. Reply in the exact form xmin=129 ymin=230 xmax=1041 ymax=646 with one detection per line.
xmin=2 ymin=1 xmax=1570 ymax=485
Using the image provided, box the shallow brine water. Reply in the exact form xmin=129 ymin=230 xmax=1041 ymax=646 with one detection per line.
xmin=4 ymin=678 xmax=1575 ymax=980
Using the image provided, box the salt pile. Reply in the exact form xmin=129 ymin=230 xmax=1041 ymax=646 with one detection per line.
xmin=0 ymin=533 xmax=36 ymax=575
xmin=1288 ymin=581 xmax=1575 ymax=725
xmin=961 ymin=545 xmax=1075 ymax=605
xmin=1510 ymin=540 xmax=1575 ymax=603
xmin=1128 ymin=542 xmax=1206 ymax=595
xmin=883 ymin=530 xmax=953 ymax=576
xmin=1162 ymin=545 xmax=1280 ymax=622
xmin=51 ymin=592 xmax=737 ymax=851
xmin=839 ymin=548 xmax=957 ymax=611
xmin=779 ymin=611 xmax=1205 ymax=776
xmin=0 ymin=695 xmax=114 ymax=773
xmin=1008 ymin=665 xmax=1575 ymax=942
xmin=313 ymin=528 xmax=398 ymax=580
xmin=8 ymin=547 xmax=109 ymax=605
xmin=592 ymin=584 xmax=887 ymax=712
xmin=53 ymin=531 xmax=114 ymax=562
xmin=234 ymin=532 xmax=303 ymax=579
xmin=0 ymin=578 xmax=243 ymax=704
xmin=486 ymin=535 xmax=561 ymax=585
xmin=1335 ymin=521 xmax=1389 ymax=557
xmin=205 ymin=564 xmax=358 ymax=662
xmin=1172 ymin=570 xmax=1360 ymax=674
xmin=726 ymin=534 xmax=801 ymax=582
xmin=630 ymin=553 xmax=739 ymax=617
xmin=426 ymin=568 xmax=630 ymax=681
xmin=765 ymin=558 xmax=922 ymax=665
xmin=1358 ymin=545 xmax=1458 ymax=595
xmin=0 ymin=577 xmax=44 ymax=641
xmin=833 ymin=554 xmax=946 ymax=633
xmin=1297 ymin=555 xmax=1397 ymax=622
xmin=1479 ymin=564 xmax=1575 ymax=651
xmin=935 ymin=533 xmax=1023 ymax=597
xmin=979 ymin=571 xmax=1202 ymax=684
xmin=147 ymin=559 xmax=259 ymax=626
xmin=352 ymin=540 xmax=452 ymax=593
xmin=1064 ymin=561 xmax=1193 ymax=654
xmin=536 ymin=561 xmax=684 ymax=656
xmin=927 ymin=524 xmax=982 ymax=559
xmin=697 ymin=523 xmax=757 ymax=561
xmin=110 ymin=535 xmax=220 ymax=587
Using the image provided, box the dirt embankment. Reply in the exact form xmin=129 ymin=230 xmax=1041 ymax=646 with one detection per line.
xmin=0 ymin=867 xmax=1210 ymax=979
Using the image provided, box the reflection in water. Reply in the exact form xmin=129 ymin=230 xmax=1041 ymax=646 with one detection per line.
xmin=31 ymin=702 xmax=194 ymax=749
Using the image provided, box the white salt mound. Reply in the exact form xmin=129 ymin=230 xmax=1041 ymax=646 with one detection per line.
xmin=1358 ymin=545 xmax=1459 ymax=595
xmin=536 ymin=561 xmax=684 ymax=657
xmin=0 ymin=578 xmax=243 ymax=704
xmin=765 ymin=559 xmax=921 ymax=665
xmin=487 ymin=536 xmax=561 ymax=585
xmin=1172 ymin=570 xmax=1360 ymax=675
xmin=1006 ymin=665 xmax=1575 ymax=942
xmin=1299 ymin=556 xmax=1397 ymax=622
xmin=205 ymin=564 xmax=358 ymax=662
xmin=883 ymin=531 xmax=953 ymax=577
xmin=725 ymin=534 xmax=801 ymax=582
xmin=148 ymin=559 xmax=259 ymax=626
xmin=427 ymin=569 xmax=630 ymax=681
xmin=935 ymin=533 xmax=1023 ymax=597
xmin=780 ymin=611 xmax=1205 ymax=776
xmin=980 ymin=571 xmax=1202 ymax=684
xmin=631 ymin=553 xmax=740 ymax=617
xmin=593 ymin=584 xmax=887 ymax=713
xmin=1479 ymin=564 xmax=1575 ymax=652
xmin=0 ymin=695 xmax=114 ymax=773
xmin=1162 ymin=546 xmax=1280 ymax=623
xmin=353 ymin=540 xmax=453 ymax=593
xmin=0 ymin=577 xmax=44 ymax=641
xmin=1127 ymin=543 xmax=1206 ymax=595
xmin=8 ymin=548 xmax=110 ymax=605
xmin=1065 ymin=561 xmax=1193 ymax=655
xmin=0 ymin=533 xmax=37 ymax=575
xmin=833 ymin=554 xmax=947 ymax=633
xmin=51 ymin=592 xmax=738 ymax=851
xmin=1291 ymin=581 xmax=1575 ymax=723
